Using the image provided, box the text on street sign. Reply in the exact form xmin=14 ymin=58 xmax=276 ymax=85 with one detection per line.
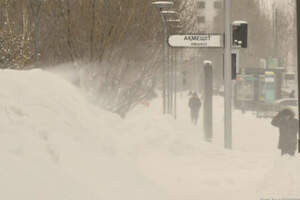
xmin=168 ymin=34 xmax=223 ymax=48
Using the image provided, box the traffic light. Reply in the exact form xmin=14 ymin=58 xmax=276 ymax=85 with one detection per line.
xmin=222 ymin=53 xmax=238 ymax=80
xmin=232 ymin=21 xmax=248 ymax=48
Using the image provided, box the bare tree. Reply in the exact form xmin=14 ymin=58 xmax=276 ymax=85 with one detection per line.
xmin=0 ymin=0 xmax=33 ymax=68
xmin=0 ymin=0 xmax=171 ymax=117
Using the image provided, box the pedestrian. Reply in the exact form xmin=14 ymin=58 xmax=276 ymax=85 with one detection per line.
xmin=271 ymin=108 xmax=299 ymax=156
xmin=289 ymin=89 xmax=295 ymax=98
xmin=188 ymin=92 xmax=201 ymax=125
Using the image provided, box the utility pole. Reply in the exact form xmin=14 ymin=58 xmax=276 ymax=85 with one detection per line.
xmin=224 ymin=0 xmax=232 ymax=149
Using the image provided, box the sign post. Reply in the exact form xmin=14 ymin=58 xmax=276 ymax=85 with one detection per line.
xmin=168 ymin=34 xmax=223 ymax=48
xmin=224 ymin=0 xmax=232 ymax=149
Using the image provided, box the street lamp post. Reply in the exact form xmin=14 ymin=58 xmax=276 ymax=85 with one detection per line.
xmin=152 ymin=1 xmax=174 ymax=114
xmin=167 ymin=18 xmax=181 ymax=116
xmin=171 ymin=21 xmax=183 ymax=119
xmin=172 ymin=25 xmax=183 ymax=119
xmin=161 ymin=12 xmax=178 ymax=115
xmin=163 ymin=13 xmax=179 ymax=115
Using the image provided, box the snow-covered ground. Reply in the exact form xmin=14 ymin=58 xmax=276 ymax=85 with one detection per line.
xmin=0 ymin=69 xmax=299 ymax=200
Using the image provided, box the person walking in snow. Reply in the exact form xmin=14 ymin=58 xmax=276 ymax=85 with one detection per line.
xmin=289 ymin=89 xmax=295 ymax=98
xmin=188 ymin=92 xmax=201 ymax=125
xmin=271 ymin=108 xmax=299 ymax=156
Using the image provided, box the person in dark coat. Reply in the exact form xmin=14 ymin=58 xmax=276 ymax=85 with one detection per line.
xmin=188 ymin=92 xmax=201 ymax=125
xmin=271 ymin=108 xmax=299 ymax=156
xmin=289 ymin=90 xmax=295 ymax=98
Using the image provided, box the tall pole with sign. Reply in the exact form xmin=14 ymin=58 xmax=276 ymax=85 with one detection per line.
xmin=224 ymin=0 xmax=232 ymax=149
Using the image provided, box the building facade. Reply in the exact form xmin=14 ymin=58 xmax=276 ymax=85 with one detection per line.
xmin=194 ymin=0 xmax=223 ymax=32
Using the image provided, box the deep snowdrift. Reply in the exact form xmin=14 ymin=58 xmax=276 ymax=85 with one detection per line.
xmin=0 ymin=69 xmax=167 ymax=200
xmin=0 ymin=68 xmax=299 ymax=200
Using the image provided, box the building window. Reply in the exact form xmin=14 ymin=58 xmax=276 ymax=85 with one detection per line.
xmin=197 ymin=16 xmax=205 ymax=23
xmin=197 ymin=1 xmax=205 ymax=9
xmin=214 ymin=1 xmax=222 ymax=9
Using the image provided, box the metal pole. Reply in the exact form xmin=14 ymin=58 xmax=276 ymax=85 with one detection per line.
xmin=172 ymin=46 xmax=175 ymax=116
xmin=224 ymin=0 xmax=232 ymax=149
xmin=296 ymin=0 xmax=300 ymax=153
xmin=161 ymin=12 xmax=167 ymax=114
xmin=171 ymin=46 xmax=175 ymax=117
xmin=168 ymin=41 xmax=172 ymax=114
xmin=174 ymin=48 xmax=177 ymax=119
xmin=167 ymin=41 xmax=170 ymax=113
xmin=170 ymin=47 xmax=173 ymax=114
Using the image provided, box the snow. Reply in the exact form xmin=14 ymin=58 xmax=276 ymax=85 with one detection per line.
xmin=0 ymin=68 xmax=300 ymax=200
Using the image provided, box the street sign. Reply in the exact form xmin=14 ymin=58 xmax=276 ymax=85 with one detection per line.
xmin=168 ymin=34 xmax=223 ymax=48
